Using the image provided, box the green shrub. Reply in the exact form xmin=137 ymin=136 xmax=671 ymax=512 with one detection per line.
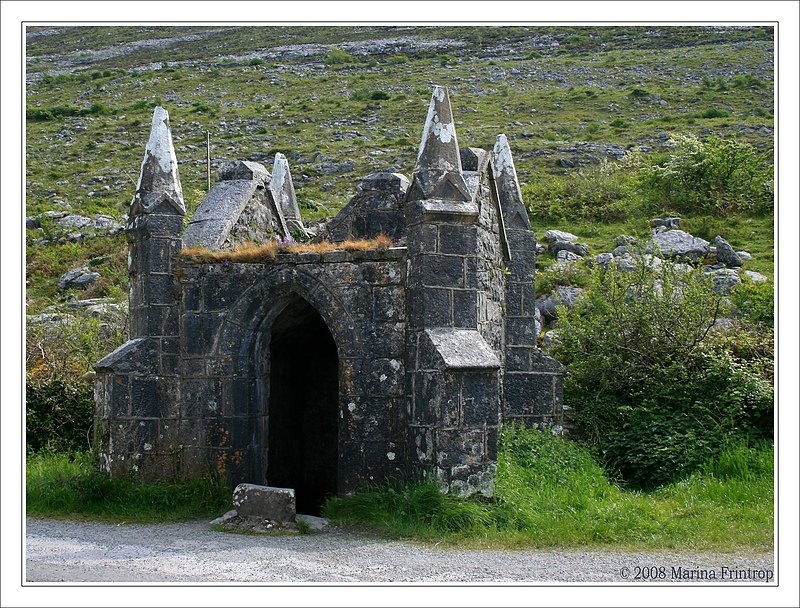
xmin=523 ymin=162 xmax=648 ymax=223
xmin=638 ymin=134 xmax=773 ymax=216
xmin=325 ymin=48 xmax=357 ymax=65
xmin=26 ymin=379 xmax=94 ymax=453
xmin=549 ymin=258 xmax=773 ymax=488
xmin=730 ymin=278 xmax=774 ymax=327
xmin=353 ymin=89 xmax=391 ymax=101
xmin=699 ymin=108 xmax=730 ymax=119
xmin=26 ymin=310 xmax=127 ymax=454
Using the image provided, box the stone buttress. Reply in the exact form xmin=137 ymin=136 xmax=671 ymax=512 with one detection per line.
xmin=94 ymin=107 xmax=184 ymax=477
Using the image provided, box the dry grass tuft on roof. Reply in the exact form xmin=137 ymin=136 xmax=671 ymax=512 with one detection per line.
xmin=179 ymin=234 xmax=395 ymax=264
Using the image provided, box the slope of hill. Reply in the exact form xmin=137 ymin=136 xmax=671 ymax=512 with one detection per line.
xmin=25 ymin=25 xmax=774 ymax=312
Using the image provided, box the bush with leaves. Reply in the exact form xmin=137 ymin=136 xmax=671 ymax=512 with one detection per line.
xmin=26 ymin=309 xmax=127 ymax=453
xmin=638 ymin=134 xmax=773 ymax=216
xmin=549 ymin=257 xmax=773 ymax=488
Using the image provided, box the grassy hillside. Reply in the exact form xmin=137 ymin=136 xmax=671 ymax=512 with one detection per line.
xmin=25 ymin=25 xmax=774 ymax=313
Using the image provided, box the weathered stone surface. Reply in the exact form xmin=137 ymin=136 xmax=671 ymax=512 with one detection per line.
xmin=594 ymin=252 xmax=615 ymax=269
xmin=425 ymin=328 xmax=501 ymax=369
xmin=550 ymin=240 xmax=589 ymax=257
xmin=556 ymin=249 xmax=580 ymax=263
xmin=714 ymin=235 xmax=743 ymax=267
xmin=217 ymin=160 xmax=269 ymax=183
xmin=57 ymin=266 xmax=100 ymax=289
xmin=743 ymin=270 xmax=768 ymax=283
xmin=416 ymin=85 xmax=461 ymax=173
xmin=183 ymin=175 xmax=280 ymax=250
xmin=130 ymin=106 xmax=185 ymax=217
xmin=649 ymin=229 xmax=710 ymax=262
xmin=650 ymin=216 xmax=681 ymax=230
xmin=535 ymin=286 xmax=584 ymax=322
xmin=706 ymin=267 xmax=741 ymax=294
xmin=233 ymin=483 xmax=296 ymax=522
xmin=491 ymin=134 xmax=531 ymax=230
xmin=543 ymin=229 xmax=578 ymax=243
xmin=270 ymin=153 xmax=303 ymax=225
xmin=323 ymin=172 xmax=409 ymax=241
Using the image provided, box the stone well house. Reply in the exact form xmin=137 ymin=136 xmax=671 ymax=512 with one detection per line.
xmin=94 ymin=87 xmax=564 ymax=513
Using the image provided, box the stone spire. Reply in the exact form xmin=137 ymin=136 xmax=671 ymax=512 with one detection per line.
xmin=415 ymin=85 xmax=462 ymax=173
xmin=270 ymin=153 xmax=304 ymax=231
xmin=409 ymin=86 xmax=470 ymax=203
xmin=130 ymin=106 xmax=185 ymax=217
xmin=491 ymin=134 xmax=531 ymax=230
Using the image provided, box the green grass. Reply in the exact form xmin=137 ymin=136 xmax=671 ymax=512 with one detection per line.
xmin=322 ymin=425 xmax=774 ymax=552
xmin=26 ymin=452 xmax=231 ymax=522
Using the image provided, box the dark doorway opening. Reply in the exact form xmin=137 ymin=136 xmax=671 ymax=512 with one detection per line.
xmin=267 ymin=297 xmax=339 ymax=515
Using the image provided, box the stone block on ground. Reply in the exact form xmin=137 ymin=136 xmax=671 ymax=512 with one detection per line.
xmin=232 ymin=483 xmax=296 ymax=523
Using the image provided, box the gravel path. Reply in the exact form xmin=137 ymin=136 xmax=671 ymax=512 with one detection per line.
xmin=26 ymin=518 xmax=775 ymax=584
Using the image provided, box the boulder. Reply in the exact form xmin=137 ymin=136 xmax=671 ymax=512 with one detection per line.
xmin=614 ymin=235 xmax=637 ymax=247
xmin=550 ymin=240 xmax=589 ymax=257
xmin=706 ymin=268 xmax=741 ymax=294
xmin=650 ymin=216 xmax=681 ymax=230
xmin=714 ymin=236 xmax=743 ymax=267
xmin=742 ymin=270 xmax=768 ymax=283
xmin=556 ymin=249 xmax=580 ymax=263
xmin=649 ymin=229 xmax=710 ymax=262
xmin=594 ymin=252 xmax=615 ymax=270
xmin=232 ymin=483 xmax=296 ymax=523
xmin=543 ymin=229 xmax=578 ymax=243
xmin=57 ymin=266 xmax=100 ymax=290
xmin=535 ymin=286 xmax=583 ymax=322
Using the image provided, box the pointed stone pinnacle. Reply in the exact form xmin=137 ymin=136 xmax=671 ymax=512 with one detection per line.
xmin=270 ymin=153 xmax=302 ymax=222
xmin=132 ymin=106 xmax=185 ymax=215
xmin=415 ymin=86 xmax=462 ymax=173
xmin=492 ymin=134 xmax=530 ymax=230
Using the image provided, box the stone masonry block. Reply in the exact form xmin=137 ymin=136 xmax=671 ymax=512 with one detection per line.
xmin=438 ymin=224 xmax=478 ymax=255
xmin=233 ymin=483 xmax=296 ymax=523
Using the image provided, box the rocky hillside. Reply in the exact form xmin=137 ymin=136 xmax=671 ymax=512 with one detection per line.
xmin=25 ymin=25 xmax=774 ymax=315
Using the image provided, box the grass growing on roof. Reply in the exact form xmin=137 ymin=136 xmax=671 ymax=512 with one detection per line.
xmin=180 ymin=234 xmax=394 ymax=264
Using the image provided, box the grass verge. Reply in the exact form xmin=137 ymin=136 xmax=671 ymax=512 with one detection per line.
xmin=323 ymin=425 xmax=774 ymax=552
xmin=26 ymin=451 xmax=231 ymax=522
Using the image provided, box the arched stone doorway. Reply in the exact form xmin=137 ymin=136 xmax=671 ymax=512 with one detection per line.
xmin=267 ymin=296 xmax=339 ymax=515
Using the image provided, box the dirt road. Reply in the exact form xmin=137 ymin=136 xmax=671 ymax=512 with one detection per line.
xmin=25 ymin=518 xmax=775 ymax=584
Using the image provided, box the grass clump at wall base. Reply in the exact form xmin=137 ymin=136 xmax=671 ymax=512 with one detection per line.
xmin=322 ymin=425 xmax=773 ymax=552
xmin=26 ymin=452 xmax=231 ymax=522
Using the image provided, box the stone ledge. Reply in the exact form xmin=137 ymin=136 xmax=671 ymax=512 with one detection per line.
xmin=425 ymin=328 xmax=501 ymax=369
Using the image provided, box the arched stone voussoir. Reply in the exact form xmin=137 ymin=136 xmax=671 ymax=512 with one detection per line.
xmin=215 ymin=265 xmax=361 ymax=363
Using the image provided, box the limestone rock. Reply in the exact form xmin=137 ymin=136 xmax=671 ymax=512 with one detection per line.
xmin=742 ymin=270 xmax=768 ymax=283
xmin=649 ymin=229 xmax=710 ymax=262
xmin=594 ymin=252 xmax=615 ymax=269
xmin=543 ymin=229 xmax=578 ymax=243
xmin=706 ymin=268 xmax=741 ymax=294
xmin=714 ymin=235 xmax=743 ymax=267
xmin=535 ymin=286 xmax=584 ymax=322
xmin=556 ymin=249 xmax=580 ymax=263
xmin=550 ymin=240 xmax=589 ymax=257
xmin=650 ymin=216 xmax=681 ymax=230
xmin=232 ymin=483 xmax=296 ymax=523
xmin=57 ymin=266 xmax=100 ymax=290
